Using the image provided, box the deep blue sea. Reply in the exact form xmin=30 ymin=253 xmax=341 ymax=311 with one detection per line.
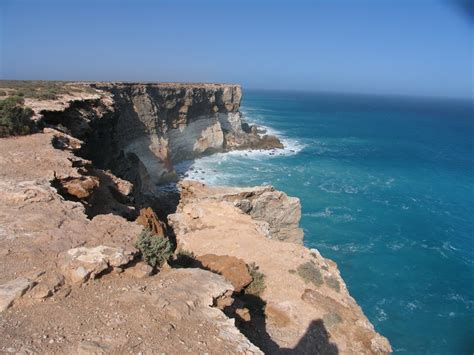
xmin=185 ymin=90 xmax=473 ymax=354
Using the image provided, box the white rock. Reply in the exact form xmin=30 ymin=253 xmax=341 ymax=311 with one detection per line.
xmin=0 ymin=277 xmax=36 ymax=312
xmin=59 ymin=246 xmax=136 ymax=284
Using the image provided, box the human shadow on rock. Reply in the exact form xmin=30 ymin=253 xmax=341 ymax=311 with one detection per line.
xmin=228 ymin=293 xmax=339 ymax=355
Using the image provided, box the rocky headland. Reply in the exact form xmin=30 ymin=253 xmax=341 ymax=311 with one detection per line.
xmin=0 ymin=82 xmax=391 ymax=354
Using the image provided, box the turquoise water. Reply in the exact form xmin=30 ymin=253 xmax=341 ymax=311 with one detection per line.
xmin=186 ymin=90 xmax=473 ymax=354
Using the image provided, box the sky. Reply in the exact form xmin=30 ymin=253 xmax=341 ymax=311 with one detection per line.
xmin=0 ymin=0 xmax=472 ymax=99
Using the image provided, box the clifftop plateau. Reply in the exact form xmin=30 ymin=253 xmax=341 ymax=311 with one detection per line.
xmin=0 ymin=81 xmax=390 ymax=354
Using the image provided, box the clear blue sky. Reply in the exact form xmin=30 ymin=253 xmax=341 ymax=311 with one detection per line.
xmin=0 ymin=0 xmax=472 ymax=98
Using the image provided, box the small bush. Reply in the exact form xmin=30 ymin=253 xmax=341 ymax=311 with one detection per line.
xmin=245 ymin=262 xmax=266 ymax=296
xmin=323 ymin=312 xmax=342 ymax=328
xmin=0 ymin=96 xmax=34 ymax=137
xmin=288 ymin=269 xmax=296 ymax=274
xmin=0 ymin=90 xmax=6 ymax=96
xmin=325 ymin=275 xmax=341 ymax=292
xmin=135 ymin=228 xmax=173 ymax=267
xmin=297 ymin=262 xmax=323 ymax=286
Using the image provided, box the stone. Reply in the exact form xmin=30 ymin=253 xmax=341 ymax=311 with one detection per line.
xmin=0 ymin=277 xmax=36 ymax=312
xmin=59 ymin=246 xmax=136 ymax=284
xmin=234 ymin=199 xmax=252 ymax=213
xmin=49 ymin=131 xmax=83 ymax=151
xmin=135 ymin=207 xmax=165 ymax=236
xmin=57 ymin=176 xmax=99 ymax=199
xmin=258 ymin=135 xmax=284 ymax=149
xmin=125 ymin=261 xmax=153 ymax=279
xmin=31 ymin=273 xmax=65 ymax=299
xmin=176 ymin=181 xmax=304 ymax=244
xmin=196 ymin=254 xmax=252 ymax=292
xmin=235 ymin=307 xmax=251 ymax=322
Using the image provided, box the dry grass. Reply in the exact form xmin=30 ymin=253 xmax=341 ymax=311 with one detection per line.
xmin=0 ymin=80 xmax=96 ymax=100
xmin=323 ymin=312 xmax=342 ymax=328
xmin=297 ymin=262 xmax=323 ymax=287
xmin=245 ymin=262 xmax=266 ymax=296
xmin=325 ymin=275 xmax=341 ymax=292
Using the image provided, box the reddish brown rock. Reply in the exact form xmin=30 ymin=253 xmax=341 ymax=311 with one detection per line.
xmin=135 ymin=207 xmax=166 ymax=237
xmin=58 ymin=176 xmax=99 ymax=199
xmin=196 ymin=254 xmax=252 ymax=292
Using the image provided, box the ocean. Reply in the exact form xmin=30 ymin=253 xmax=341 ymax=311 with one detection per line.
xmin=183 ymin=90 xmax=473 ymax=354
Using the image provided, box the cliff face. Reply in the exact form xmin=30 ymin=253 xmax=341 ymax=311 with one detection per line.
xmin=84 ymin=83 xmax=282 ymax=192
xmin=0 ymin=83 xmax=391 ymax=354
xmin=169 ymin=181 xmax=391 ymax=354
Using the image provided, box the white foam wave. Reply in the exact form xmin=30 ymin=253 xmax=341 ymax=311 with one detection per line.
xmin=175 ymin=109 xmax=306 ymax=186
xmin=375 ymin=306 xmax=388 ymax=322
xmin=303 ymin=207 xmax=356 ymax=222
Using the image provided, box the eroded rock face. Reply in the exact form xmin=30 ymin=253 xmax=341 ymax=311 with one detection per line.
xmin=89 ymin=83 xmax=283 ymax=190
xmin=175 ymin=180 xmax=304 ymax=244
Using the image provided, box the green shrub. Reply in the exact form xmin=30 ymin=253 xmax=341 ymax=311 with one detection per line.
xmin=245 ymin=262 xmax=266 ymax=296
xmin=0 ymin=90 xmax=6 ymax=96
xmin=135 ymin=228 xmax=173 ymax=267
xmin=0 ymin=96 xmax=34 ymax=137
xmin=325 ymin=275 xmax=341 ymax=292
xmin=297 ymin=262 xmax=323 ymax=286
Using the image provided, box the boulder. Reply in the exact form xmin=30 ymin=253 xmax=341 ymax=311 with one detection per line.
xmin=30 ymin=272 xmax=65 ymax=300
xmin=56 ymin=176 xmax=99 ymax=199
xmin=196 ymin=254 xmax=252 ymax=292
xmin=258 ymin=135 xmax=284 ymax=149
xmin=124 ymin=261 xmax=153 ymax=279
xmin=59 ymin=246 xmax=136 ymax=284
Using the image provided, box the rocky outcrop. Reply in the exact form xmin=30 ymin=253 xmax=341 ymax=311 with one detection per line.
xmin=169 ymin=181 xmax=392 ymax=354
xmin=28 ymin=83 xmax=283 ymax=217
xmin=86 ymin=83 xmax=283 ymax=191
xmin=175 ymin=180 xmax=304 ymax=244
xmin=59 ymin=245 xmax=136 ymax=284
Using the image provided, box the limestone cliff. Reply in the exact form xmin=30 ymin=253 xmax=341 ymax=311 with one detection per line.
xmin=0 ymin=82 xmax=391 ymax=354
xmin=85 ymin=83 xmax=283 ymax=192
